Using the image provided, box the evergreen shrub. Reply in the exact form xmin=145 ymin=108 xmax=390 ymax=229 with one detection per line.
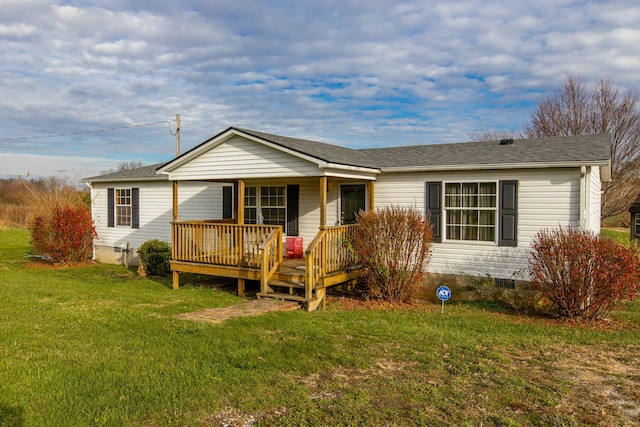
xmin=137 ymin=239 xmax=171 ymax=276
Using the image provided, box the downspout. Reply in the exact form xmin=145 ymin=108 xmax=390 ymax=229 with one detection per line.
xmin=579 ymin=166 xmax=587 ymax=230
xmin=86 ymin=182 xmax=96 ymax=261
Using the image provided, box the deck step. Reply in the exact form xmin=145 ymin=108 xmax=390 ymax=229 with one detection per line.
xmin=257 ymin=292 xmax=314 ymax=303
xmin=268 ymin=280 xmax=305 ymax=289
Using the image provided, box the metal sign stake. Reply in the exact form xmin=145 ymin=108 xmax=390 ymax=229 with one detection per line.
xmin=436 ymin=285 xmax=452 ymax=314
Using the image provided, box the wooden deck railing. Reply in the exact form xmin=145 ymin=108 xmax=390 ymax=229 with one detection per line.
xmin=259 ymin=227 xmax=283 ymax=294
xmin=304 ymin=224 xmax=358 ymax=300
xmin=172 ymin=221 xmax=281 ymax=268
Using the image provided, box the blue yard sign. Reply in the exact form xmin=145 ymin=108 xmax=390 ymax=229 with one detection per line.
xmin=436 ymin=286 xmax=452 ymax=314
xmin=436 ymin=286 xmax=451 ymax=301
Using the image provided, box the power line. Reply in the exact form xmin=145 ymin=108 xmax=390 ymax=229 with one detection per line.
xmin=0 ymin=120 xmax=174 ymax=142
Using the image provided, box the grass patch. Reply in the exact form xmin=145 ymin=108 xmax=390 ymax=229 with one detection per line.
xmin=1 ymin=229 xmax=639 ymax=426
xmin=601 ymin=227 xmax=631 ymax=245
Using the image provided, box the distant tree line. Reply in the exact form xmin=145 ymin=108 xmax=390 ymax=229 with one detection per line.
xmin=100 ymin=160 xmax=144 ymax=175
xmin=470 ymin=75 xmax=640 ymax=220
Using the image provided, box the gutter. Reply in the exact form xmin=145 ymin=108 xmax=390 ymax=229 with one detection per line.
xmin=380 ymin=160 xmax=611 ymax=173
xmin=82 ymin=176 xmax=168 ymax=184
xmin=85 ymin=182 xmax=96 ymax=261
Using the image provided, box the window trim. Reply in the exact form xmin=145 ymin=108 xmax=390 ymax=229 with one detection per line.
xmin=635 ymin=213 xmax=640 ymax=237
xmin=115 ymin=188 xmax=133 ymax=227
xmin=244 ymin=185 xmax=287 ymax=228
xmin=222 ymin=186 xmax=233 ymax=220
xmin=107 ymin=187 xmax=139 ymax=229
xmin=443 ymin=180 xmax=498 ymax=244
xmin=339 ymin=183 xmax=367 ymax=225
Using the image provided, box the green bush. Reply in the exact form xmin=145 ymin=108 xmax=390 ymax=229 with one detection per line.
xmin=137 ymin=239 xmax=171 ymax=276
xmin=350 ymin=205 xmax=433 ymax=303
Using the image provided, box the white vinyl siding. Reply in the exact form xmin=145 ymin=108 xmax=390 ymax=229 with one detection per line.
xmin=92 ymin=181 xmax=225 ymax=250
xmin=374 ymin=168 xmax=583 ymax=279
xmin=167 ymin=136 xmax=322 ymax=180
xmin=588 ymin=166 xmax=601 ymax=233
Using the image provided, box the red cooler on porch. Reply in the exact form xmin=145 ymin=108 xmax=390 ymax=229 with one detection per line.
xmin=286 ymin=237 xmax=303 ymax=259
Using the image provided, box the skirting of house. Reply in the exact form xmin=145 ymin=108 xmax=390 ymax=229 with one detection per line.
xmin=94 ymin=245 xmax=139 ymax=267
xmin=420 ymin=272 xmax=546 ymax=310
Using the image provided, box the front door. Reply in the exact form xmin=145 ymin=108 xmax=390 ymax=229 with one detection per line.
xmin=340 ymin=184 xmax=366 ymax=224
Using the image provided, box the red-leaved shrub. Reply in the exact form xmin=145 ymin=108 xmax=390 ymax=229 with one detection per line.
xmin=29 ymin=205 xmax=96 ymax=263
xmin=350 ymin=206 xmax=433 ymax=303
xmin=24 ymin=178 xmax=96 ymax=264
xmin=529 ymin=226 xmax=640 ymax=321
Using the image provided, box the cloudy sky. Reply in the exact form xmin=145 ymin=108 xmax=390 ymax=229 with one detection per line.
xmin=1 ymin=0 xmax=639 ymax=181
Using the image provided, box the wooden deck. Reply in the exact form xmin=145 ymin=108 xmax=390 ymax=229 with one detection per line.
xmin=170 ymin=222 xmax=359 ymax=311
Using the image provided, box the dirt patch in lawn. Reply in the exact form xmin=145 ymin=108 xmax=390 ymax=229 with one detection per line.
xmin=552 ymin=345 xmax=640 ymax=425
xmin=202 ymin=344 xmax=639 ymax=426
xmin=24 ymin=260 xmax=99 ymax=269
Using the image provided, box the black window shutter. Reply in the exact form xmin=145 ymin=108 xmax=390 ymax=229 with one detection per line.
xmin=425 ymin=182 xmax=442 ymax=243
xmin=222 ymin=186 xmax=233 ymax=219
xmin=131 ymin=188 xmax=140 ymax=229
xmin=286 ymin=185 xmax=299 ymax=236
xmin=107 ymin=188 xmax=115 ymax=228
xmin=499 ymin=180 xmax=518 ymax=247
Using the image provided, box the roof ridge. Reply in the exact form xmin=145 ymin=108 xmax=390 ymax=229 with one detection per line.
xmin=83 ymin=162 xmax=167 ymax=182
xmin=234 ymin=127 xmax=380 ymax=169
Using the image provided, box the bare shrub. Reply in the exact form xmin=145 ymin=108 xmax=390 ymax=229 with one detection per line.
xmin=350 ymin=206 xmax=433 ymax=303
xmin=529 ymin=226 xmax=640 ymax=321
xmin=0 ymin=204 xmax=30 ymax=227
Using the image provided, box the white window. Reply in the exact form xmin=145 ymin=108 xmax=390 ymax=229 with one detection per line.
xmin=115 ymin=188 xmax=132 ymax=227
xmin=260 ymin=186 xmax=286 ymax=226
xmin=244 ymin=186 xmax=286 ymax=227
xmin=244 ymin=187 xmax=258 ymax=224
xmin=635 ymin=213 xmax=640 ymax=237
xmin=444 ymin=182 xmax=496 ymax=242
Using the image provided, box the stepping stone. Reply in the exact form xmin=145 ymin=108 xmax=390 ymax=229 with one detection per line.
xmin=175 ymin=299 xmax=300 ymax=323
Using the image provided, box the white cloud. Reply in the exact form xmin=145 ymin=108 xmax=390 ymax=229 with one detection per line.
xmin=0 ymin=0 xmax=639 ymax=179
xmin=0 ymin=152 xmax=124 ymax=181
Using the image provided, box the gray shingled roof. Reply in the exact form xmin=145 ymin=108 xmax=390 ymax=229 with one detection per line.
xmin=83 ymin=162 xmax=167 ymax=182
xmin=236 ymin=129 xmax=610 ymax=170
xmin=629 ymin=193 xmax=640 ymax=213
xmin=234 ymin=127 xmax=380 ymax=169
xmin=362 ymin=133 xmax=611 ymax=170
xmin=85 ymin=130 xmax=611 ymax=182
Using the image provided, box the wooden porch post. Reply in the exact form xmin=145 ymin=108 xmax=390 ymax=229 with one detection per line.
xmin=319 ymin=176 xmax=327 ymax=229
xmin=172 ymin=181 xmax=179 ymax=221
xmin=368 ymin=180 xmax=375 ymax=212
xmin=172 ymin=180 xmax=180 ymax=289
xmin=236 ymin=179 xmax=245 ymax=295
xmin=237 ymin=179 xmax=245 ymax=224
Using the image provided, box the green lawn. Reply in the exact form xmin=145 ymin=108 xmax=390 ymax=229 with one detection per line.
xmin=600 ymin=227 xmax=631 ymax=245
xmin=1 ymin=228 xmax=639 ymax=426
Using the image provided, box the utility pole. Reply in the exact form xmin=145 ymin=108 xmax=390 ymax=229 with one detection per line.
xmin=175 ymin=113 xmax=181 ymax=156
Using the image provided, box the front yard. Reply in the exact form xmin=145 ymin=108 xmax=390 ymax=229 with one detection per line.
xmin=1 ymin=228 xmax=639 ymax=426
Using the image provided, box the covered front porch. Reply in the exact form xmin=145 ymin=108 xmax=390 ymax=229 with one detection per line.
xmin=157 ymin=127 xmax=380 ymax=310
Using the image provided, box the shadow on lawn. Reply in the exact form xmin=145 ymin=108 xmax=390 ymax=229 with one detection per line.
xmin=0 ymin=402 xmax=24 ymax=427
